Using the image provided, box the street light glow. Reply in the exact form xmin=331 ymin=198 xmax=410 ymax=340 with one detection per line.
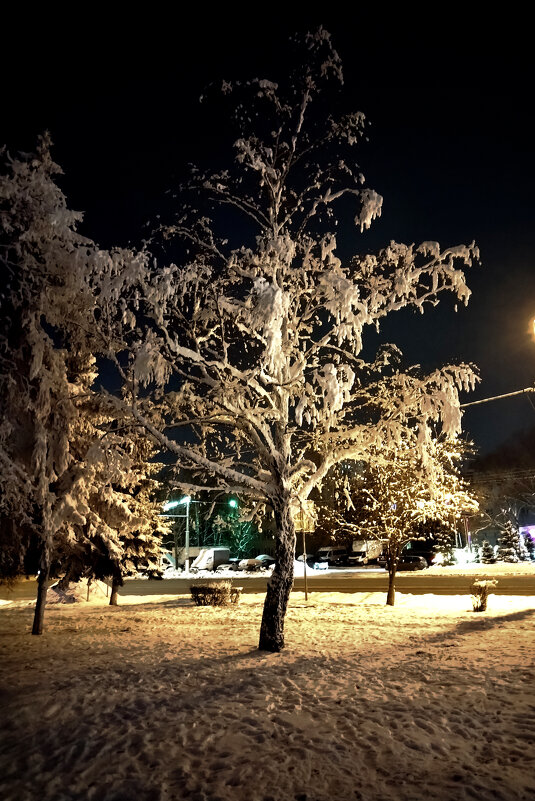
xmin=162 ymin=500 xmax=180 ymax=511
xmin=228 ymin=498 xmax=238 ymax=508
xmin=163 ymin=496 xmax=191 ymax=511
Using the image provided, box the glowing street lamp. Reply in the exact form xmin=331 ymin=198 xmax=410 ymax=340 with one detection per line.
xmin=162 ymin=500 xmax=181 ymax=512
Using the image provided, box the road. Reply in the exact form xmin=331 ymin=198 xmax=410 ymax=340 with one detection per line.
xmin=117 ymin=572 xmax=535 ymax=597
xmin=2 ymin=570 xmax=534 ymax=602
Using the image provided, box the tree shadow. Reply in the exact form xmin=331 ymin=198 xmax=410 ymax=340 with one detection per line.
xmin=113 ymin=597 xmax=196 ymax=611
xmin=425 ymin=607 xmax=535 ymax=645
xmin=455 ymin=607 xmax=535 ymax=632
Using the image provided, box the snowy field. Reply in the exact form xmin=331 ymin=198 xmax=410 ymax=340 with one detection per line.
xmin=1 ymin=579 xmax=534 ymax=801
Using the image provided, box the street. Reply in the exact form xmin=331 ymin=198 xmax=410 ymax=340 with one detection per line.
xmin=118 ymin=571 xmax=535 ymax=597
xmin=2 ymin=569 xmax=534 ymax=602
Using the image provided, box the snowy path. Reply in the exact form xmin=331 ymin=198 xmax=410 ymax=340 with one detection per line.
xmin=0 ymin=591 xmax=534 ymax=801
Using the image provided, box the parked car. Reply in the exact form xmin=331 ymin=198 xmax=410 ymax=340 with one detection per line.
xmin=215 ymin=555 xmax=275 ymax=573
xmin=215 ymin=558 xmax=241 ymax=572
xmin=314 ymin=546 xmax=350 ymax=567
xmin=297 ymin=554 xmax=317 ymax=567
xmin=255 ymin=554 xmax=276 ymax=568
xmin=394 ymin=555 xmax=428 ymax=571
xmin=402 ymin=539 xmax=439 ymax=566
xmin=238 ymin=558 xmax=267 ymax=571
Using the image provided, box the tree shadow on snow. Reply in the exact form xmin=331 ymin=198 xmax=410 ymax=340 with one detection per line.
xmin=425 ymin=607 xmax=535 ymax=645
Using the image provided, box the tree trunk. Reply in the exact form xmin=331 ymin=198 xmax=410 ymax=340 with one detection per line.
xmin=32 ymin=553 xmax=50 ymax=635
xmin=57 ymin=575 xmax=70 ymax=592
xmin=386 ymin=567 xmax=396 ymax=606
xmin=57 ymin=564 xmax=76 ymax=592
xmin=259 ymin=495 xmax=295 ymax=652
xmin=109 ymin=569 xmax=123 ymax=606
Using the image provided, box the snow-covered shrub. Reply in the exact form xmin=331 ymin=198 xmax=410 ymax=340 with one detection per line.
xmin=471 ymin=579 xmax=498 ymax=612
xmin=190 ymin=581 xmax=233 ymax=606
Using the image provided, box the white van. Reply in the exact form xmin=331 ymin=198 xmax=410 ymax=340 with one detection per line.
xmin=190 ymin=547 xmax=231 ymax=572
xmin=347 ymin=539 xmax=384 ymax=565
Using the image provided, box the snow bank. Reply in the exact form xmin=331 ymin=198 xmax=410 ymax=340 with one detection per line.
xmin=46 ymin=579 xmax=112 ymax=604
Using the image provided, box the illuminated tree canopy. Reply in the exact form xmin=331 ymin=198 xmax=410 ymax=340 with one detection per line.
xmin=95 ymin=29 xmax=479 ymax=650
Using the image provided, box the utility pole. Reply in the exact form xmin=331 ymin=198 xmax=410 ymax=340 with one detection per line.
xmin=300 ymin=503 xmax=308 ymax=601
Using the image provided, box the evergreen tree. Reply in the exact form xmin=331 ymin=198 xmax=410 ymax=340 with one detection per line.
xmin=434 ymin=529 xmax=457 ymax=565
xmin=472 ymin=544 xmax=481 ymax=563
xmin=0 ymin=139 xmax=167 ymax=630
xmin=480 ymin=540 xmax=496 ymax=564
xmin=496 ymin=522 xmax=521 ymax=563
xmin=517 ymin=532 xmax=530 ymax=562
xmin=523 ymin=533 xmax=535 ymax=561
xmin=53 ymin=398 xmax=170 ymax=604
xmin=0 ymin=139 xmax=106 ymax=633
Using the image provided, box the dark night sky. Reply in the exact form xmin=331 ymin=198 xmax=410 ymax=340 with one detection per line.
xmin=3 ymin=10 xmax=534 ymax=456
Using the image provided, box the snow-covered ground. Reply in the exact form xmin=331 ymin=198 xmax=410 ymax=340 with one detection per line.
xmin=1 ymin=572 xmax=534 ymax=801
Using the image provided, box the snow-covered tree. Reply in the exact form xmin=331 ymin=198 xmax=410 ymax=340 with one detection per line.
xmin=97 ymin=30 xmax=479 ymax=650
xmin=312 ymin=460 xmax=367 ymax=546
xmin=495 ymin=521 xmax=523 ymax=563
xmin=52 ymin=398 xmax=169 ymax=604
xmin=517 ymin=532 xmax=530 ymax=562
xmin=524 ymin=532 xmax=535 ymax=562
xmin=524 ymin=532 xmax=535 ymax=561
xmin=334 ymin=434 xmax=476 ymax=604
xmin=468 ymin=469 xmax=535 ymax=548
xmin=433 ymin=529 xmax=457 ymax=566
xmin=480 ymin=540 xmax=496 ymax=564
xmin=0 ymin=138 xmax=166 ymax=630
xmin=0 ymin=137 xmax=106 ymax=632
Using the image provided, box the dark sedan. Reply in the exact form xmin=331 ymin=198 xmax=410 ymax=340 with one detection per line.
xmin=399 ymin=555 xmax=428 ymax=571
xmin=385 ymin=555 xmax=428 ymax=571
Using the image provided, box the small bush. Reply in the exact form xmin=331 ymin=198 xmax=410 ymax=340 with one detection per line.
xmin=471 ymin=579 xmax=498 ymax=612
xmin=190 ymin=581 xmax=233 ymax=606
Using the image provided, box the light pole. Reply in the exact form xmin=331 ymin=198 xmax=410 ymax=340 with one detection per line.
xmin=162 ymin=496 xmax=191 ymax=571
xmin=228 ymin=497 xmax=238 ymax=551
xmin=182 ymin=495 xmax=191 ymax=572
xmin=300 ymin=503 xmax=308 ymax=601
xmin=461 ymin=513 xmax=472 ymax=553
